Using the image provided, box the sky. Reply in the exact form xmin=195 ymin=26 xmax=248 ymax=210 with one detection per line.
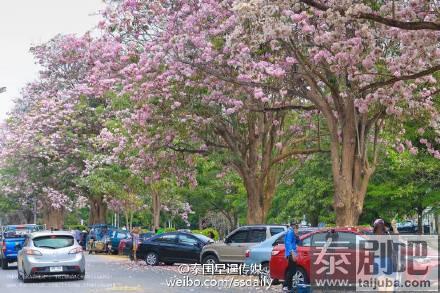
xmin=0 ymin=0 xmax=105 ymax=121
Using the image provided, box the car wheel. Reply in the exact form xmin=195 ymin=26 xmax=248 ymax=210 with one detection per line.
xmin=1 ymin=258 xmax=8 ymax=270
xmin=77 ymin=272 xmax=85 ymax=280
xmin=17 ymin=268 xmax=23 ymax=280
xmin=22 ymin=267 xmax=32 ymax=283
xmin=292 ymin=267 xmax=309 ymax=286
xmin=202 ymin=254 xmax=218 ymax=265
xmin=145 ymin=252 xmax=159 ymax=266
xmin=164 ymin=262 xmax=174 ymax=266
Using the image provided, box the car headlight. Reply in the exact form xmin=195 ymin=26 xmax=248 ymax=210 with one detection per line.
xmin=69 ymin=247 xmax=83 ymax=254
xmin=24 ymin=249 xmax=42 ymax=256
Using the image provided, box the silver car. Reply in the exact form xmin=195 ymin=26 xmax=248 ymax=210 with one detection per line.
xmin=17 ymin=230 xmax=85 ymax=282
xmin=200 ymin=225 xmax=287 ymax=264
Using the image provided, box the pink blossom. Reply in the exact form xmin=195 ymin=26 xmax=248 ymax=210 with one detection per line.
xmin=225 ymin=108 xmax=236 ymax=115
xmin=395 ymin=143 xmax=405 ymax=153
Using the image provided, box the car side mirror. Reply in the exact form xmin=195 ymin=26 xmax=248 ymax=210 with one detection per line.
xmin=224 ymin=237 xmax=230 ymax=244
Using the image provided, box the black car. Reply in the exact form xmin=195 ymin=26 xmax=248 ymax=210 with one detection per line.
xmin=137 ymin=232 xmax=214 ymax=265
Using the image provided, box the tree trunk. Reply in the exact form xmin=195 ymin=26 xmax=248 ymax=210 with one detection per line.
xmin=43 ymin=208 xmax=64 ymax=230
xmin=417 ymin=208 xmax=423 ymax=235
xmin=333 ymin=182 xmax=364 ymax=226
xmin=88 ymin=196 xmax=107 ymax=225
xmin=263 ymin=169 xmax=277 ymax=221
xmin=243 ymin=175 xmax=264 ymax=224
xmin=436 ymin=213 xmax=440 ymax=235
xmin=242 ymin=169 xmax=278 ymax=224
xmin=331 ymin=121 xmax=372 ymax=227
xmin=125 ymin=212 xmax=130 ymax=231
xmin=151 ymin=190 xmax=161 ymax=230
xmin=310 ymin=214 xmax=319 ymax=227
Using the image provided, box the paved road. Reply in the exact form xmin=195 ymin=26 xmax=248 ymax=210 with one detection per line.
xmin=0 ymin=254 xmax=361 ymax=292
xmin=0 ymin=254 xmax=278 ymax=293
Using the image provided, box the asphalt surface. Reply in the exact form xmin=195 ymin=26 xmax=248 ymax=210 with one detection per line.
xmin=0 ymin=254 xmax=281 ymax=293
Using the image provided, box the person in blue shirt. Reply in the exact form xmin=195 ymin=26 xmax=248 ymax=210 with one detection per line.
xmin=283 ymin=222 xmax=298 ymax=292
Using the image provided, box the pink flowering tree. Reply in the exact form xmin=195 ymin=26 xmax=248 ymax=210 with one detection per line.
xmin=227 ymin=0 xmax=439 ymax=225
xmin=0 ymin=34 xmax=119 ymax=227
xmin=94 ymin=0 xmax=326 ymax=224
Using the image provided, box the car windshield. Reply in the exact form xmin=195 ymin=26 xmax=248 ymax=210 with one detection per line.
xmin=194 ymin=234 xmax=213 ymax=243
xmin=33 ymin=235 xmax=74 ymax=249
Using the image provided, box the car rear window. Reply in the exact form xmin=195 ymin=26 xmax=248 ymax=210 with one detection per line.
xmin=33 ymin=235 xmax=74 ymax=249
xmin=3 ymin=230 xmax=27 ymax=238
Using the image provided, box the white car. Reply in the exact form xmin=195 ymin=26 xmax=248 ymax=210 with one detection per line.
xmin=17 ymin=230 xmax=85 ymax=282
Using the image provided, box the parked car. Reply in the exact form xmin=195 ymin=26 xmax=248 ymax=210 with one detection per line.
xmin=107 ymin=230 xmax=131 ymax=254
xmin=244 ymin=227 xmax=319 ymax=281
xmin=269 ymin=227 xmax=372 ymax=287
xmin=0 ymin=224 xmax=44 ymax=269
xmin=17 ymin=230 xmax=85 ymax=282
xmin=137 ymin=232 xmax=214 ymax=265
xmin=397 ymin=220 xmax=431 ymax=234
xmin=200 ymin=224 xmax=287 ymax=264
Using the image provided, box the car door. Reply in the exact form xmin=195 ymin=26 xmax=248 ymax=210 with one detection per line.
xmin=308 ymin=231 xmax=358 ymax=284
xmin=152 ymin=234 xmax=179 ymax=262
xmin=176 ymin=234 xmax=202 ymax=263
xmin=308 ymin=231 xmax=334 ymax=284
xmin=339 ymin=231 xmax=377 ymax=284
xmin=222 ymin=229 xmax=249 ymax=263
xmin=297 ymin=233 xmax=312 ymax=274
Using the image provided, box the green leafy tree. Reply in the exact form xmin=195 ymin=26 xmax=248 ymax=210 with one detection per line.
xmin=268 ymin=154 xmax=334 ymax=226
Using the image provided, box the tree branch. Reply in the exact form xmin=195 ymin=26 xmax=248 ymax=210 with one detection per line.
xmin=300 ymin=0 xmax=440 ymax=31
xmin=166 ymin=144 xmax=208 ymax=154
xmin=251 ymin=104 xmax=317 ymax=112
xmin=271 ymin=148 xmax=328 ymax=167
xmin=361 ymin=65 xmax=440 ymax=93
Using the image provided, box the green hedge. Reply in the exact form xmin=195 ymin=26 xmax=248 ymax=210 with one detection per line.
xmin=191 ymin=228 xmax=219 ymax=241
xmin=163 ymin=227 xmax=176 ymax=233
xmin=67 ymin=225 xmax=88 ymax=231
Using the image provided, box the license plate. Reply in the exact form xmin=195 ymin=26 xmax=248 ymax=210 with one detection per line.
xmin=50 ymin=266 xmax=63 ymax=272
